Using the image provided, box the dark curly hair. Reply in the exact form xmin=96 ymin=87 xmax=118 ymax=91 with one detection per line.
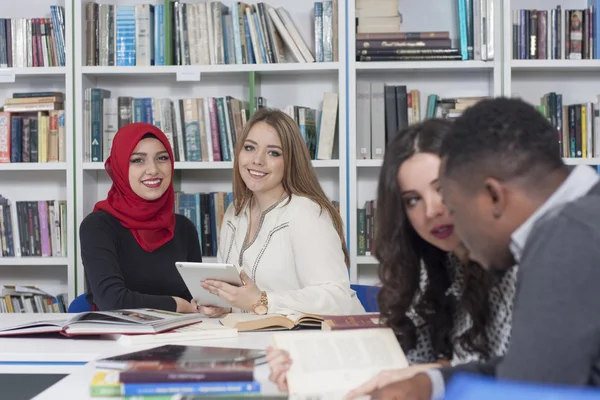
xmin=375 ymin=119 xmax=496 ymax=361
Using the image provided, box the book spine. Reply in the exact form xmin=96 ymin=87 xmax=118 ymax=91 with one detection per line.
xmin=122 ymin=381 xmax=261 ymax=396
xmin=119 ymin=369 xmax=254 ymax=383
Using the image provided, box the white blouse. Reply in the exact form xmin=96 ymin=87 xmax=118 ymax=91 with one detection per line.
xmin=217 ymin=194 xmax=365 ymax=316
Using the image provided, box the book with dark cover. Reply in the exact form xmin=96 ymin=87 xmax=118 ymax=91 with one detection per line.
xmin=96 ymin=344 xmax=266 ymax=370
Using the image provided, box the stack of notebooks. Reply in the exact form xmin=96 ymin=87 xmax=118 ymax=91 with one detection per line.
xmin=90 ymin=344 xmax=268 ymax=398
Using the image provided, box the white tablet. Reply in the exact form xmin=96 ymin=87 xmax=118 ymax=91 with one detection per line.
xmin=175 ymin=262 xmax=243 ymax=308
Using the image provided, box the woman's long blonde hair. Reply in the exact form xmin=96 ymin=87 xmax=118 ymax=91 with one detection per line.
xmin=232 ymin=108 xmax=349 ymax=267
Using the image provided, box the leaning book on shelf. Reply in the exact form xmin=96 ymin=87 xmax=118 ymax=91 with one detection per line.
xmin=0 ymin=308 xmax=202 ymax=337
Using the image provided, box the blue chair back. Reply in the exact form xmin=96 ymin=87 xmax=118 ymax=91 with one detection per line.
xmin=351 ymin=284 xmax=380 ymax=312
xmin=68 ymin=293 xmax=91 ymax=313
xmin=446 ymin=373 xmax=600 ymax=400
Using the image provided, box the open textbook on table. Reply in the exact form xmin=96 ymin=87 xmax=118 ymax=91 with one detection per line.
xmin=0 ymin=308 xmax=203 ymax=337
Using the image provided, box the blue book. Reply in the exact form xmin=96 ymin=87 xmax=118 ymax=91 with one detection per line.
xmin=116 ymin=6 xmax=136 ymax=66
xmin=122 ymin=381 xmax=260 ymax=396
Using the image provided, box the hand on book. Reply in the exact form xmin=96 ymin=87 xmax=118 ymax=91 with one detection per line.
xmin=266 ymin=346 xmax=291 ymax=392
xmin=172 ymin=297 xmax=200 ymax=313
xmin=200 ymin=270 xmax=261 ymax=312
xmin=198 ymin=306 xmax=232 ymax=318
xmin=344 ymin=364 xmax=441 ymax=400
xmin=365 ymin=373 xmax=433 ymax=400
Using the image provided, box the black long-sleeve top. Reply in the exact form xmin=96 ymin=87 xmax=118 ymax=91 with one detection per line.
xmin=79 ymin=210 xmax=202 ymax=311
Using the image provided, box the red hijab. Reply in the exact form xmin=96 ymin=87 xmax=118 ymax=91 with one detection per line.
xmin=94 ymin=122 xmax=176 ymax=252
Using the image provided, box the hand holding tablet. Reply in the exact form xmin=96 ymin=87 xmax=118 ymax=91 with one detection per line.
xmin=175 ymin=262 xmax=263 ymax=313
xmin=175 ymin=262 xmax=243 ymax=308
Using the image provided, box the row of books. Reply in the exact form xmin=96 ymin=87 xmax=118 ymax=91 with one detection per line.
xmin=0 ymin=6 xmax=66 ymax=68
xmin=0 ymin=196 xmax=68 ymax=258
xmin=175 ymin=191 xmax=232 ymax=258
xmin=511 ymin=6 xmax=598 ymax=60
xmin=535 ymin=92 xmax=600 ymax=158
xmin=355 ymin=81 xmax=485 ymax=159
xmin=0 ymin=91 xmax=66 ymax=163
xmin=84 ymin=89 xmax=339 ymax=163
xmin=0 ymin=285 xmax=67 ymax=314
xmin=356 ymin=0 xmax=495 ymax=62
xmin=84 ymin=0 xmax=327 ymax=67
xmin=357 ymin=199 xmax=376 ymax=257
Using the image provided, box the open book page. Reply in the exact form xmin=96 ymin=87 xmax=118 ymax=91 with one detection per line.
xmin=271 ymin=328 xmax=409 ymax=396
xmin=117 ymin=322 xmax=238 ymax=346
xmin=65 ymin=309 xmax=203 ymax=334
xmin=0 ymin=318 xmax=68 ymax=335
xmin=221 ymin=313 xmax=297 ymax=331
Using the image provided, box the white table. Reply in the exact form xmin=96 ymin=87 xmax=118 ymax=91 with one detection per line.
xmin=0 ymin=313 xmax=282 ymax=399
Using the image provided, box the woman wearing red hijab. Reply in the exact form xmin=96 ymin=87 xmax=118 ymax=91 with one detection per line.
xmin=79 ymin=123 xmax=201 ymax=313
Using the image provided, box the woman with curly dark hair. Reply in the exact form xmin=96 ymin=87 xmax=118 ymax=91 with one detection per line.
xmin=265 ymin=118 xmax=517 ymax=397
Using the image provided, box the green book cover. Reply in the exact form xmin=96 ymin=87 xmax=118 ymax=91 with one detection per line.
xmin=163 ymin=0 xmax=172 ymax=65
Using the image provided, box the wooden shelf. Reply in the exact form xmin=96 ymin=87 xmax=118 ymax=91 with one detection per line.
xmin=0 ymin=163 xmax=67 ymax=171
xmin=80 ymin=63 xmax=340 ymax=78
xmin=0 ymin=257 xmax=69 ymax=266
xmin=356 ymin=61 xmax=493 ymax=72
xmin=83 ymin=160 xmax=340 ymax=171
xmin=511 ymin=60 xmax=600 ymax=71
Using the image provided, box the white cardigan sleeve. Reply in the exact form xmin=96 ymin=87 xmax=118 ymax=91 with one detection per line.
xmin=265 ymin=201 xmax=365 ymax=316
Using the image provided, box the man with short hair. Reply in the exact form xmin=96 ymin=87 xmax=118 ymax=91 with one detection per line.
xmin=370 ymin=97 xmax=600 ymax=400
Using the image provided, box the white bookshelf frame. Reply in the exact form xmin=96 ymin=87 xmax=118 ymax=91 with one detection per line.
xmin=347 ymin=0 xmax=504 ymax=284
xmin=72 ymin=0 xmax=348 ymax=297
xmin=6 ymin=0 xmax=600 ymax=305
xmin=0 ymin=1 xmax=75 ymax=302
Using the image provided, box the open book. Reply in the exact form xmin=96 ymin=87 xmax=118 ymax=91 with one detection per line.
xmin=220 ymin=312 xmax=324 ymax=331
xmin=271 ymin=328 xmax=409 ymax=398
xmin=0 ymin=309 xmax=203 ymax=337
xmin=220 ymin=312 xmax=382 ymax=332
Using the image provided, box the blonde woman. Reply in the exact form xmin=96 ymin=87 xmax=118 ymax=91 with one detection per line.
xmin=199 ymin=108 xmax=364 ymax=317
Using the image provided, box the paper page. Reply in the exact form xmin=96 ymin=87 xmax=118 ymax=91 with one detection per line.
xmin=272 ymin=328 xmax=408 ymax=395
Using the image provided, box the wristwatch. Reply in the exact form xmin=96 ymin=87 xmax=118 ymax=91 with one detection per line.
xmin=252 ymin=291 xmax=268 ymax=315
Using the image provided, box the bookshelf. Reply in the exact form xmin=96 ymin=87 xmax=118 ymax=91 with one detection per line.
xmin=504 ymin=0 xmax=600 ymax=162
xmin=347 ymin=0 xmax=504 ymax=284
xmin=0 ymin=1 xmax=75 ymax=303
xmin=72 ymin=0 xmax=347 ymax=296
xmin=4 ymin=0 xmax=600 ymax=309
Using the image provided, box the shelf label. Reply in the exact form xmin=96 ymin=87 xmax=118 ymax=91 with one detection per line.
xmin=0 ymin=69 xmax=15 ymax=83
xmin=176 ymin=68 xmax=201 ymax=82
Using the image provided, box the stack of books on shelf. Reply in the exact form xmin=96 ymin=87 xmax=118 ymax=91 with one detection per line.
xmin=511 ymin=6 xmax=599 ymax=60
xmin=356 ymin=0 xmax=494 ymax=62
xmin=357 ymin=200 xmax=376 ymax=257
xmin=0 ymin=195 xmax=68 ymax=258
xmin=0 ymin=6 xmax=66 ymax=68
xmin=84 ymin=0 xmax=333 ymax=66
xmin=89 ymin=345 xmax=263 ymax=397
xmin=0 ymin=91 xmax=66 ymax=163
xmin=535 ymin=92 xmax=600 ymax=158
xmin=1 ymin=285 xmax=67 ymax=313
xmin=175 ymin=191 xmax=232 ymax=258
xmin=356 ymin=81 xmax=487 ymax=159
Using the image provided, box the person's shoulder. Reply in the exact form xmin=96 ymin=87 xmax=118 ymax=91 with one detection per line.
xmin=533 ymin=194 xmax=600 ymax=239
xmin=286 ymin=195 xmax=323 ymax=215
xmin=174 ymin=213 xmax=196 ymax=232
xmin=79 ymin=210 xmax=121 ymax=241
xmin=80 ymin=210 xmax=118 ymax=231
